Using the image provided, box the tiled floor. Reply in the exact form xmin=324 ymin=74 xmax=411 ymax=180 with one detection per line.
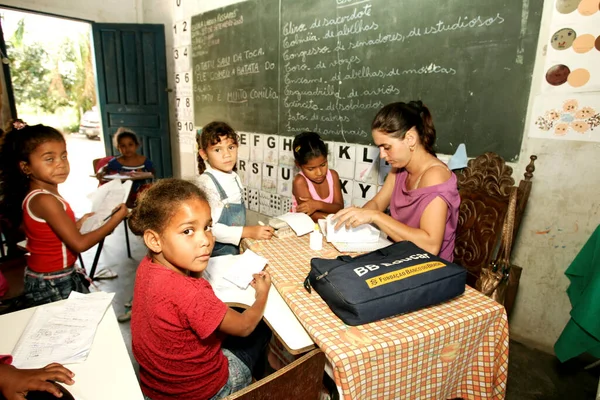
xmin=2 ymin=224 xmax=599 ymax=399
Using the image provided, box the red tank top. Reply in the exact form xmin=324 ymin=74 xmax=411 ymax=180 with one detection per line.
xmin=22 ymin=189 xmax=78 ymax=273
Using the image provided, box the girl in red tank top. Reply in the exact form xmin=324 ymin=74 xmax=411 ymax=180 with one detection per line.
xmin=0 ymin=123 xmax=129 ymax=306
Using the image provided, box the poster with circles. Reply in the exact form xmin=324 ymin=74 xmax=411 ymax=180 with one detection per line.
xmin=529 ymin=92 xmax=600 ymax=141
xmin=542 ymin=0 xmax=600 ymax=93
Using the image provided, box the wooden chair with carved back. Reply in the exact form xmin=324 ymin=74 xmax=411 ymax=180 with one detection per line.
xmin=225 ymin=349 xmax=326 ymax=400
xmin=453 ymin=152 xmax=537 ymax=289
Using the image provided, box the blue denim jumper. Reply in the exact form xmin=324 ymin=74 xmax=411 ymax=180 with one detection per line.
xmin=204 ymin=172 xmax=246 ymax=257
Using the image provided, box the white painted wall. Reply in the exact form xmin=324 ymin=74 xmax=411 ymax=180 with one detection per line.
xmin=1 ymin=0 xmax=142 ymax=22
xmin=10 ymin=0 xmax=600 ymax=353
xmin=509 ymin=0 xmax=600 ymax=352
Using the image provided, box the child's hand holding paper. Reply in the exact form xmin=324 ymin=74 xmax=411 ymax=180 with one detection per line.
xmin=223 ymin=250 xmax=269 ymax=289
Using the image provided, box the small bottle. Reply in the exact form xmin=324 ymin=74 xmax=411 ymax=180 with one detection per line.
xmin=310 ymin=223 xmax=323 ymax=251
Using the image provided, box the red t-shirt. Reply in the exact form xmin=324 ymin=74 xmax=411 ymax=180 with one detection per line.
xmin=131 ymin=257 xmax=229 ymax=400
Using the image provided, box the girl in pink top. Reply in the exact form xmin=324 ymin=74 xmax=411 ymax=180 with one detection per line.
xmin=333 ymin=101 xmax=460 ymax=261
xmin=291 ymin=132 xmax=343 ymax=222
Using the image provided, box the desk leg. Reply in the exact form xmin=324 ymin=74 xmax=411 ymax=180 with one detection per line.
xmin=78 ymin=254 xmax=85 ymax=270
xmin=124 ymin=222 xmax=131 ymax=258
xmin=89 ymin=238 xmax=104 ymax=280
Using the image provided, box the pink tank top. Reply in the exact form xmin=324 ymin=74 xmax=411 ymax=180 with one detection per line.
xmin=390 ymin=169 xmax=460 ymax=262
xmin=291 ymin=169 xmax=334 ymax=211
xmin=22 ymin=189 xmax=78 ymax=272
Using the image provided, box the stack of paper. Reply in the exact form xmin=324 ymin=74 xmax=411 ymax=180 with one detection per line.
xmin=319 ymin=217 xmax=393 ymax=253
xmin=325 ymin=214 xmax=380 ymax=243
xmin=275 ymin=212 xmax=315 ymax=236
xmin=11 ymin=291 xmax=114 ymax=368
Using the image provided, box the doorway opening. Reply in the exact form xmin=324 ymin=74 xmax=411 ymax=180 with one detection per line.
xmin=0 ymin=8 xmax=105 ymax=215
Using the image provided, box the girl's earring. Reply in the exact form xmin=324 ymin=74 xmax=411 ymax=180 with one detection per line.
xmin=409 ymin=145 xmax=416 ymax=152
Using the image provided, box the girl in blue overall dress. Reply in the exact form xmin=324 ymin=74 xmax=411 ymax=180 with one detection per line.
xmin=195 ymin=122 xmax=274 ymax=256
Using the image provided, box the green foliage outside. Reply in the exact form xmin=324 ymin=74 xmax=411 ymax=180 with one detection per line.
xmin=6 ymin=18 xmax=96 ymax=132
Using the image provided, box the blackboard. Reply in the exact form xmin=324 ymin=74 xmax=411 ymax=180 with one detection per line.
xmin=192 ymin=0 xmax=543 ymax=161
xmin=191 ymin=1 xmax=279 ymax=133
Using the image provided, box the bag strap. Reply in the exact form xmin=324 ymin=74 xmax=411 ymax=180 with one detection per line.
xmin=497 ymin=187 xmax=517 ymax=267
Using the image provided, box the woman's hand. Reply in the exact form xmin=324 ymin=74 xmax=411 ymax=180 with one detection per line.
xmin=75 ymin=212 xmax=95 ymax=230
xmin=332 ymin=207 xmax=377 ymax=230
xmin=0 ymin=363 xmax=75 ymax=400
xmin=296 ymin=197 xmax=319 ymax=215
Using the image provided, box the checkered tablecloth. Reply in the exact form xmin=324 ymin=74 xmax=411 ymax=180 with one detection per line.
xmin=243 ymin=236 xmax=509 ymax=400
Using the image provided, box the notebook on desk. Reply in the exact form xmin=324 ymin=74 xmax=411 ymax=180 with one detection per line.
xmin=203 ymin=255 xmax=314 ymax=353
xmin=318 ymin=219 xmax=393 ymax=253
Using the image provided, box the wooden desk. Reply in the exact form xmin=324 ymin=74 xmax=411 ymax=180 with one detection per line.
xmin=0 ymin=302 xmax=143 ymax=400
xmin=242 ymin=236 xmax=509 ymax=400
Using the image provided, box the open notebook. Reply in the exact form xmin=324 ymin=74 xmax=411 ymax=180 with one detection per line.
xmin=203 ymin=255 xmax=314 ymax=352
xmin=318 ymin=218 xmax=393 ymax=253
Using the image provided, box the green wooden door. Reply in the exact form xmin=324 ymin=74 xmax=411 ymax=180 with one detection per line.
xmin=92 ymin=23 xmax=172 ymax=178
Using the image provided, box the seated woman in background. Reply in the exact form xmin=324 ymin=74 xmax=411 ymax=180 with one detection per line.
xmin=333 ymin=101 xmax=460 ymax=261
xmin=103 ymin=128 xmax=155 ymax=206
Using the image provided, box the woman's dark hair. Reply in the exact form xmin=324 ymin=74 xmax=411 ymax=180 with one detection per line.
xmin=371 ymin=101 xmax=437 ymax=156
xmin=0 ymin=124 xmax=65 ymax=226
xmin=128 ymin=178 xmax=208 ymax=237
xmin=196 ymin=121 xmax=239 ymax=174
xmin=113 ymin=127 xmax=140 ymax=149
xmin=292 ymin=131 xmax=328 ymax=166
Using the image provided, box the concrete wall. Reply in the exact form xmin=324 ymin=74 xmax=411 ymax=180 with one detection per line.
xmin=509 ymin=1 xmax=600 ymax=352
xmin=1 ymin=0 xmax=143 ymax=22
xmin=9 ymin=0 xmax=600 ymax=353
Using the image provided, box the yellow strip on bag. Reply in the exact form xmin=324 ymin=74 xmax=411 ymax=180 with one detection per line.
xmin=366 ymin=261 xmax=446 ymax=288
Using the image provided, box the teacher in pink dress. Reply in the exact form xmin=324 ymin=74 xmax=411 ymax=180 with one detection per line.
xmin=333 ymin=101 xmax=460 ymax=261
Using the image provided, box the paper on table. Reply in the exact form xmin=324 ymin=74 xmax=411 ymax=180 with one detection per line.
xmin=80 ymin=179 xmax=132 ymax=233
xmin=276 ymin=212 xmax=315 ymax=236
xmin=319 ymin=218 xmax=392 ymax=252
xmin=11 ymin=291 xmax=115 ymax=368
xmin=102 ymin=173 xmax=133 ymax=180
xmin=104 ymin=172 xmax=153 ymax=180
xmin=325 ymin=214 xmax=380 ymax=243
xmin=211 ymin=250 xmax=268 ymax=289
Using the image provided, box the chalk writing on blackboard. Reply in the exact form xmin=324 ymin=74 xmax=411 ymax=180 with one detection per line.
xmin=191 ymin=0 xmax=542 ymax=160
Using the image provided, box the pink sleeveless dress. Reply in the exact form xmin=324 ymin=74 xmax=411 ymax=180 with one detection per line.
xmin=291 ymin=169 xmax=334 ymax=212
xmin=390 ymin=169 xmax=460 ymax=262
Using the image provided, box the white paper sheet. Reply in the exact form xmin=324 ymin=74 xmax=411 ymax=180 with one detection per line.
xmin=102 ymin=174 xmax=133 ymax=180
xmin=325 ymin=214 xmax=380 ymax=243
xmin=80 ymin=179 xmax=132 ymax=233
xmin=276 ymin=212 xmax=315 ymax=236
xmin=223 ymin=250 xmax=269 ymax=289
xmin=11 ymin=292 xmax=115 ymax=368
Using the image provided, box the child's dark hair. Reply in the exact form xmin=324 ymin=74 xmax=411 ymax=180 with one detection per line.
xmin=113 ymin=127 xmax=140 ymax=149
xmin=196 ymin=121 xmax=239 ymax=174
xmin=128 ymin=178 xmax=208 ymax=237
xmin=371 ymin=101 xmax=437 ymax=156
xmin=292 ymin=131 xmax=328 ymax=166
xmin=0 ymin=124 xmax=65 ymax=226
